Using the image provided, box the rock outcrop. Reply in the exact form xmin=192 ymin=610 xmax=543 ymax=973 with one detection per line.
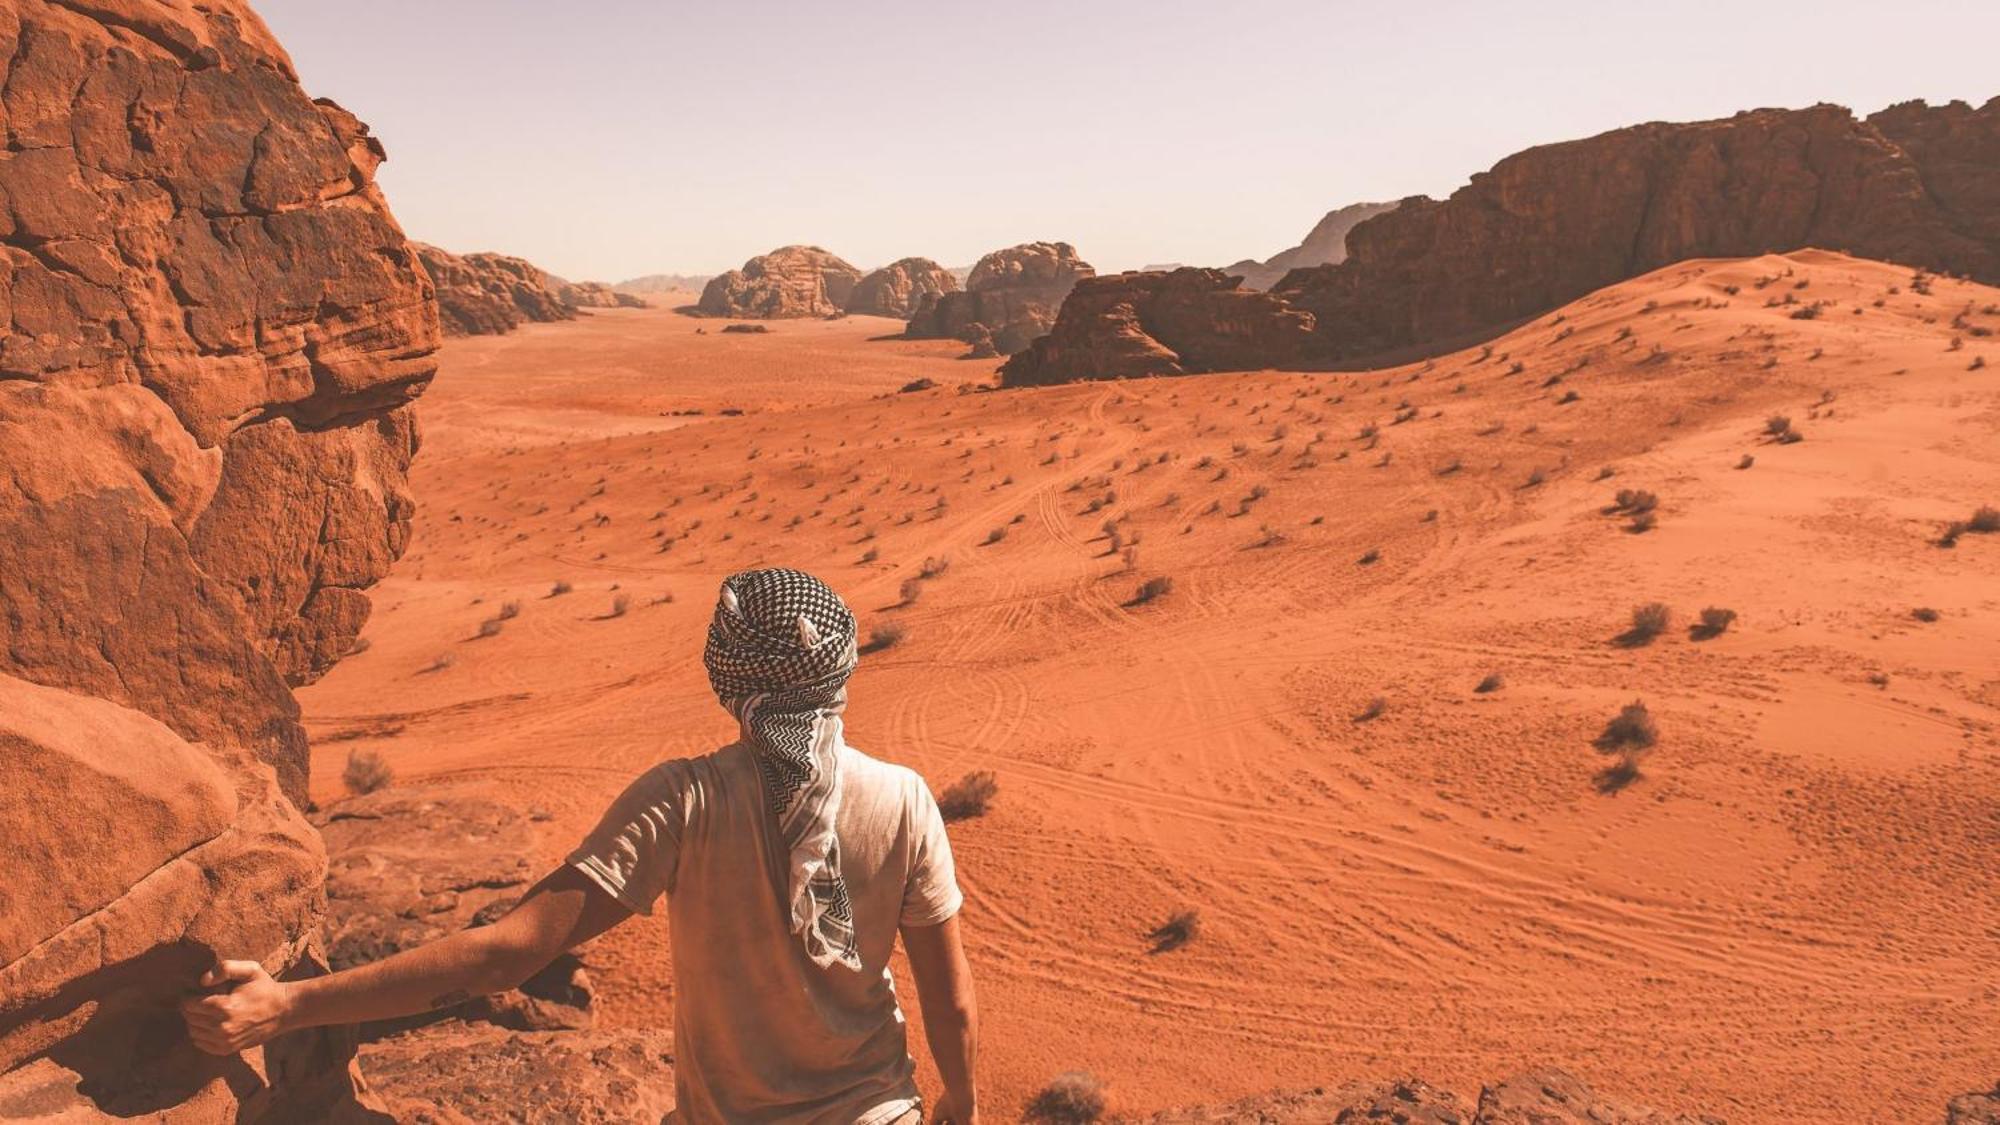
xmin=847 ymin=256 xmax=960 ymax=318
xmin=1224 ymin=200 xmax=1398 ymax=291
xmin=1274 ymin=99 xmax=2000 ymax=363
xmin=0 ymin=0 xmax=438 ymax=1119
xmin=1002 ymin=268 xmax=1315 ymax=385
xmin=360 ymin=1026 xmax=676 ymax=1124
xmin=695 ymin=245 xmax=862 ymax=318
xmin=1950 ymin=1082 xmax=2000 ymax=1125
xmin=558 ymin=280 xmax=647 ymax=310
xmin=614 ymin=272 xmax=714 ymax=296
xmin=1019 ymin=99 xmax=2000 ymax=384
xmin=415 ymin=243 xmax=575 ymax=335
xmin=905 ymin=241 xmax=1094 ymax=355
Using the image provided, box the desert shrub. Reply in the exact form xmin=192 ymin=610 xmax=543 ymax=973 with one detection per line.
xmin=861 ymin=623 xmax=906 ymax=654
xmin=1130 ymin=576 xmax=1174 ymax=605
xmin=1765 ymin=415 xmax=1793 ymax=438
xmin=476 ymin=617 xmax=505 ymax=639
xmin=1148 ymin=909 xmax=1201 ymax=954
xmin=1622 ymin=602 xmax=1671 ymax=644
xmin=1557 ymin=389 xmax=1581 ymax=404
xmin=859 ymin=547 xmax=879 ymax=563
xmin=1358 ymin=547 xmax=1381 ymax=565
xmin=899 ymin=377 xmax=937 ymax=393
xmin=1026 ymin=1072 xmax=1106 ymax=1125
xmin=1789 ymin=304 xmax=1822 ymax=320
xmin=606 ymin=593 xmax=631 ymax=618
xmin=549 ymin=580 xmax=573 ymax=597
xmin=1594 ymin=754 xmax=1642 ymax=794
xmin=937 ymin=770 xmax=998 ymax=822
xmin=920 ymin=555 xmax=951 ymax=579
xmin=1474 ymin=672 xmax=1504 ymax=694
xmin=1611 ymin=489 xmax=1658 ymax=514
xmin=343 ymin=748 xmax=393 ymax=796
xmin=1354 ymin=696 xmax=1387 ymax=722
xmin=1971 ymin=505 xmax=2000 ymax=534
xmin=1911 ymin=607 xmax=1941 ymax=623
xmin=983 ymin=526 xmax=1007 ymax=545
xmin=1594 ymin=700 xmax=1658 ymax=752
xmin=1522 ymin=467 xmax=1546 ymax=488
xmin=1692 ymin=606 xmax=1737 ymax=639
xmin=422 ymin=653 xmax=455 ymax=674
xmin=1628 ymin=510 xmax=1658 ymax=534
xmin=1736 ymin=454 xmax=1755 ymax=470
xmin=898 ymin=577 xmax=924 ymax=605
xmin=1974 ymin=356 xmax=1989 ymax=371
xmin=497 ymin=601 xmax=522 ymax=621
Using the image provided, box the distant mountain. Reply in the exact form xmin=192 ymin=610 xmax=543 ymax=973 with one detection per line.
xmin=1224 ymin=201 xmax=1398 ymax=290
xmin=615 ymin=273 xmax=716 ymax=295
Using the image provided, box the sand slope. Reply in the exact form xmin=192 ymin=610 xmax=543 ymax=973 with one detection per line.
xmin=301 ymin=254 xmax=2000 ymax=1121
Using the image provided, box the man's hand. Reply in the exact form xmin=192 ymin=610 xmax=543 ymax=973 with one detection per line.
xmin=180 ymin=960 xmax=294 ymax=1055
xmin=931 ymin=1088 xmax=980 ymax=1125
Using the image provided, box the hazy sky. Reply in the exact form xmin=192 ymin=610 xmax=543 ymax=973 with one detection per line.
xmin=257 ymin=0 xmax=1999 ymax=283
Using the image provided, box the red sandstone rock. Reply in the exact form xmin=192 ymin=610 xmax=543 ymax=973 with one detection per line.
xmin=848 ymin=256 xmax=960 ymax=318
xmin=0 ymin=0 xmax=436 ymax=1117
xmin=695 ymin=245 xmax=862 ymax=318
xmin=415 ymin=243 xmax=577 ymax=335
xmin=904 ymin=241 xmax=1094 ymax=354
xmin=559 ymin=280 xmax=648 ymax=310
xmin=1002 ymin=268 xmax=1315 ymax=385
xmin=1132 ymin=1069 xmax=1717 ymax=1124
xmin=358 ymin=1025 xmax=676 ymax=1124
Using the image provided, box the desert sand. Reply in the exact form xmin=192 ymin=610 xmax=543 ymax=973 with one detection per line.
xmin=299 ymin=257 xmax=1999 ymax=1121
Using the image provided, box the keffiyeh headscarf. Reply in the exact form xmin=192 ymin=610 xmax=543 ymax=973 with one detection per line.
xmin=704 ymin=568 xmax=863 ymax=972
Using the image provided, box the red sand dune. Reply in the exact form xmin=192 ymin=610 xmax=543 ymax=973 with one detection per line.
xmin=301 ymin=254 xmax=2000 ymax=1121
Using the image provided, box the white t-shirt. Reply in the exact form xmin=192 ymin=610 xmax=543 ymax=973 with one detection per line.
xmin=568 ymin=741 xmax=962 ymax=1124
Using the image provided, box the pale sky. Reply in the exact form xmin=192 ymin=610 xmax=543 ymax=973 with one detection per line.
xmin=256 ymin=0 xmax=1999 ymax=284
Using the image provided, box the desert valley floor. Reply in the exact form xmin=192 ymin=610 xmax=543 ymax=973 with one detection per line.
xmin=297 ymin=253 xmax=1999 ymax=1121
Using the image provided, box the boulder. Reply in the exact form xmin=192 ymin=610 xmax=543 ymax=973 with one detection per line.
xmin=1224 ymin=200 xmax=1398 ymax=291
xmin=315 ymin=784 xmax=593 ymax=1036
xmin=358 ymin=1026 xmax=676 ymax=1124
xmin=1949 ymin=1082 xmax=2000 ymax=1125
xmin=1002 ymin=268 xmax=1315 ymax=385
xmin=415 ymin=243 xmax=576 ymax=335
xmin=0 ymin=0 xmax=436 ymax=1117
xmin=847 ymin=257 xmax=960 ymax=317
xmin=695 ymin=245 xmax=862 ymax=318
xmin=904 ymin=241 xmax=1094 ymax=354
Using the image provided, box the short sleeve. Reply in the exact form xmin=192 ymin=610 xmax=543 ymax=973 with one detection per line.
xmin=567 ymin=763 xmax=688 ymax=916
xmin=901 ymin=777 xmax=963 ymax=927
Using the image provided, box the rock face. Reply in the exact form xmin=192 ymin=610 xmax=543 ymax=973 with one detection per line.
xmin=415 ymin=243 xmax=576 ymax=336
xmin=1275 ymin=99 xmax=2000 ymax=363
xmin=1134 ymin=1068 xmax=1718 ymax=1124
xmin=559 ymin=280 xmax=647 ymax=310
xmin=360 ymin=1026 xmax=676 ymax=1125
xmin=1002 ymin=268 xmax=1315 ymax=385
xmin=1020 ymin=99 xmax=2000 ymax=384
xmin=847 ymin=256 xmax=960 ymax=318
xmin=614 ymin=272 xmax=714 ymax=296
xmin=905 ymin=241 xmax=1094 ymax=355
xmin=695 ymin=245 xmax=862 ymax=318
xmin=1949 ymin=1082 xmax=2000 ymax=1125
xmin=0 ymin=1 xmax=436 ymax=1119
xmin=1224 ymin=200 xmax=1398 ymax=290
xmin=316 ymin=784 xmax=593 ymax=1036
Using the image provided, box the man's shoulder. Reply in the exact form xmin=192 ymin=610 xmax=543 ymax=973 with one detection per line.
xmin=621 ymin=744 xmax=756 ymax=799
xmin=840 ymin=745 xmax=933 ymax=808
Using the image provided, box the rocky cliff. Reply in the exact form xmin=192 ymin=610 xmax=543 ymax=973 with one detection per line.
xmin=414 ymin=243 xmax=576 ymax=336
xmin=1019 ymin=99 xmax=2000 ymax=384
xmin=1003 ymin=269 xmax=1314 ymax=385
xmin=904 ymin=241 xmax=1094 ymax=355
xmin=558 ymin=280 xmax=647 ymax=310
xmin=695 ymin=244 xmax=862 ymax=318
xmin=1223 ymin=200 xmax=1397 ymax=291
xmin=0 ymin=0 xmax=436 ymax=1118
xmin=847 ymin=256 xmax=960 ymax=318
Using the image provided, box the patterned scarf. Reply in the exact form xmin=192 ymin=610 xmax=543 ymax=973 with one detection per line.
xmin=703 ymin=568 xmax=863 ymax=972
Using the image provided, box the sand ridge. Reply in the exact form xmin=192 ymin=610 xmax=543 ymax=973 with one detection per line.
xmin=300 ymin=254 xmax=2000 ymax=1121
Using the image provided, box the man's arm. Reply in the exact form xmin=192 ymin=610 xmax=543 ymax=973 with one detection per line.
xmin=180 ymin=865 xmax=630 ymax=1055
xmin=902 ymin=915 xmax=978 ymax=1125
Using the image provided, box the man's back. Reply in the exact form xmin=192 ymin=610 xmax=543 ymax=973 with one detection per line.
xmin=569 ymin=740 xmax=961 ymax=1124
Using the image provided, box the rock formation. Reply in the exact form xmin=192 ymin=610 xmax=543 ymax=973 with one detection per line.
xmin=558 ymin=280 xmax=647 ymax=310
xmin=847 ymin=256 xmax=960 ymax=318
xmin=1223 ymin=200 xmax=1398 ymax=290
xmin=695 ymin=245 xmax=862 ymax=318
xmin=415 ymin=243 xmax=576 ymax=335
xmin=1019 ymin=99 xmax=2000 ymax=384
xmin=0 ymin=0 xmax=437 ymax=1118
xmin=614 ymin=272 xmax=714 ymax=296
xmin=905 ymin=241 xmax=1094 ymax=355
xmin=1002 ymin=269 xmax=1315 ymax=385
xmin=1949 ymin=1082 xmax=2000 ymax=1125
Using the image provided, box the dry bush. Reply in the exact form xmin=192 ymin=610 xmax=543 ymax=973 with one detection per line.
xmin=1594 ymin=753 xmax=1642 ymax=795
xmin=1129 ymin=576 xmax=1174 ymax=606
xmin=1628 ymin=510 xmax=1658 ymax=534
xmin=1358 ymin=547 xmax=1381 ymax=565
xmin=1620 ymin=602 xmax=1671 ymax=645
xmin=937 ymin=770 xmax=998 ymax=822
xmin=920 ymin=555 xmax=951 ymax=579
xmin=1474 ymin=672 xmax=1504 ymax=694
xmin=1911 ymin=607 xmax=1941 ymax=623
xmin=1148 ymin=909 xmax=1201 ymax=954
xmin=476 ymin=617 xmax=505 ymax=639
xmin=983 ymin=526 xmax=1007 ymax=545
xmin=1765 ymin=415 xmax=1793 ymax=438
xmin=343 ymin=748 xmax=393 ymax=796
xmin=860 ymin=623 xmax=906 ymax=654
xmin=1354 ymin=696 xmax=1387 ymax=723
xmin=497 ymin=600 xmax=522 ymax=621
xmin=549 ymin=580 xmax=573 ymax=597
xmin=1026 ymin=1072 xmax=1106 ymax=1125
xmin=1594 ymin=700 xmax=1658 ymax=752
xmin=608 ymin=593 xmax=631 ymax=618
xmin=1609 ymin=489 xmax=1658 ymax=515
xmin=1691 ymin=606 xmax=1737 ymax=639
xmin=897 ymin=577 xmax=924 ymax=606
xmin=1972 ymin=505 xmax=2000 ymax=533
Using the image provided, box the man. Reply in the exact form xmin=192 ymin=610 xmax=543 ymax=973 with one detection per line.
xmin=183 ymin=568 xmax=979 ymax=1124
